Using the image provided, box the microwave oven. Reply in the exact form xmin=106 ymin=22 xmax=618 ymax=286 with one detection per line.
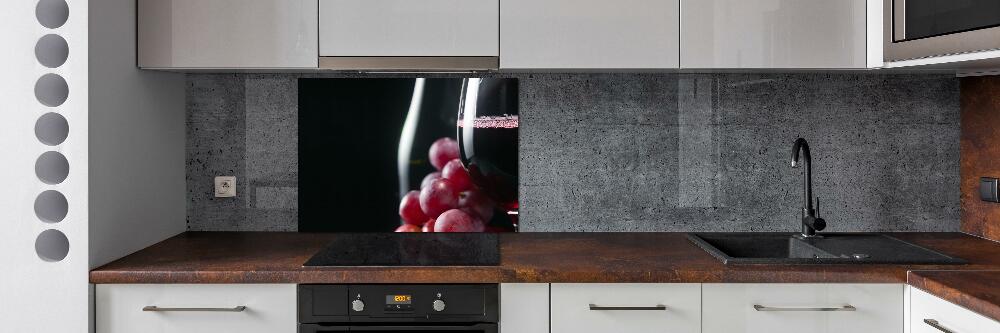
xmin=884 ymin=0 xmax=1000 ymax=62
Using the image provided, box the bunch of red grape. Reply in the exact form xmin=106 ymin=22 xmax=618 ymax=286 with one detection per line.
xmin=396 ymin=137 xmax=498 ymax=232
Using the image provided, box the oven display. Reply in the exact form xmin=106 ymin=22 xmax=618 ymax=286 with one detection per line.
xmin=386 ymin=295 xmax=412 ymax=304
xmin=385 ymin=295 xmax=413 ymax=311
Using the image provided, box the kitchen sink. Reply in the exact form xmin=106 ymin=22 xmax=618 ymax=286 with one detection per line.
xmin=687 ymin=233 xmax=966 ymax=265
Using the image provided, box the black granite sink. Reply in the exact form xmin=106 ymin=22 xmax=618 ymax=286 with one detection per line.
xmin=687 ymin=233 xmax=966 ymax=265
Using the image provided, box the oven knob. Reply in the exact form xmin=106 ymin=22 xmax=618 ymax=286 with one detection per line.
xmin=432 ymin=299 xmax=446 ymax=312
xmin=351 ymin=299 xmax=365 ymax=312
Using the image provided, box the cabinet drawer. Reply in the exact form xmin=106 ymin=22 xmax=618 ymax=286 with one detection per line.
xmin=551 ymin=283 xmax=700 ymax=333
xmin=96 ymin=284 xmax=296 ymax=333
xmin=703 ymin=283 xmax=903 ymax=333
xmin=319 ymin=0 xmax=499 ymax=57
xmin=911 ymin=287 xmax=1000 ymax=333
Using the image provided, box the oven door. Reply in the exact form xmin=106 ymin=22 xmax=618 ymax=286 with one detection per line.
xmin=300 ymin=323 xmax=498 ymax=333
xmin=885 ymin=0 xmax=1000 ymax=61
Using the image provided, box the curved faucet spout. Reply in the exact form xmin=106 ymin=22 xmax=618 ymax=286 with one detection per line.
xmin=791 ymin=138 xmax=824 ymax=237
xmin=791 ymin=138 xmax=813 ymax=212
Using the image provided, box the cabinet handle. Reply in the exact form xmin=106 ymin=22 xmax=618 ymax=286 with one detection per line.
xmin=923 ymin=319 xmax=955 ymax=333
xmin=589 ymin=304 xmax=667 ymax=311
xmin=753 ymin=304 xmax=856 ymax=312
xmin=142 ymin=306 xmax=247 ymax=312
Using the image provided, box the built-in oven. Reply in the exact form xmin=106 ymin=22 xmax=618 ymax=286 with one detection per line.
xmin=299 ymin=284 xmax=498 ymax=333
xmin=884 ymin=0 xmax=1000 ymax=61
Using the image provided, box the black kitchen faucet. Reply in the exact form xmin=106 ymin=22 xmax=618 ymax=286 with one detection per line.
xmin=791 ymin=138 xmax=826 ymax=238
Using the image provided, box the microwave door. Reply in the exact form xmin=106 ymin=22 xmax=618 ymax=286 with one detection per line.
xmin=885 ymin=0 xmax=1000 ymax=61
xmin=895 ymin=0 xmax=1000 ymax=42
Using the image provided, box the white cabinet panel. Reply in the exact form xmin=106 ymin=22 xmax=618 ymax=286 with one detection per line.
xmin=551 ymin=283 xmax=700 ymax=333
xmin=138 ymin=0 xmax=319 ymax=68
xmin=96 ymin=284 xmax=297 ymax=333
xmin=681 ymin=0 xmax=868 ymax=68
xmin=910 ymin=287 xmax=1000 ymax=333
xmin=501 ymin=0 xmax=679 ymax=69
xmin=319 ymin=0 xmax=499 ymax=57
xmin=702 ymin=283 xmax=903 ymax=333
xmin=500 ymin=283 xmax=548 ymax=333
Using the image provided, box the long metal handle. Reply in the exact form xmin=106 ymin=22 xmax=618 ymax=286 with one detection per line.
xmin=923 ymin=319 xmax=955 ymax=333
xmin=589 ymin=304 xmax=667 ymax=311
xmin=142 ymin=306 xmax=247 ymax=312
xmin=753 ymin=304 xmax=856 ymax=312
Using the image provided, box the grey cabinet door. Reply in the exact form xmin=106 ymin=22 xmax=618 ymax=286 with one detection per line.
xmin=501 ymin=0 xmax=680 ymax=69
xmin=681 ymin=0 xmax=869 ymax=69
xmin=319 ymin=0 xmax=499 ymax=57
xmin=138 ymin=0 xmax=318 ymax=69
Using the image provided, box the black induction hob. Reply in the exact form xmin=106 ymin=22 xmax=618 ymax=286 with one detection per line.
xmin=303 ymin=233 xmax=500 ymax=266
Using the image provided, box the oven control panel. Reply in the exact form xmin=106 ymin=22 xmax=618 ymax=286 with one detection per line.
xmin=385 ymin=294 xmax=414 ymax=312
xmin=298 ymin=284 xmax=498 ymax=323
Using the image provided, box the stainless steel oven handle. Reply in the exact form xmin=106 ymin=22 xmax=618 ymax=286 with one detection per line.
xmin=589 ymin=304 xmax=667 ymax=311
xmin=924 ymin=319 xmax=956 ymax=333
xmin=753 ymin=304 xmax=856 ymax=312
xmin=142 ymin=305 xmax=247 ymax=312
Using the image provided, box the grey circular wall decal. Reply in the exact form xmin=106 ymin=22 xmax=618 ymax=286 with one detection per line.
xmin=35 ymin=151 xmax=69 ymax=185
xmin=35 ymin=34 xmax=69 ymax=68
xmin=35 ymin=229 xmax=69 ymax=262
xmin=35 ymin=112 xmax=69 ymax=146
xmin=34 ymin=190 xmax=68 ymax=223
xmin=34 ymin=73 xmax=69 ymax=107
xmin=36 ymin=0 xmax=69 ymax=29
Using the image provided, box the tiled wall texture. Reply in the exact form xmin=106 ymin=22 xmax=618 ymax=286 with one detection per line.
xmin=186 ymin=73 xmax=960 ymax=232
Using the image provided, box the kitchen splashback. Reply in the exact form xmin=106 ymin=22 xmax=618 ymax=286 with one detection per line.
xmin=186 ymin=73 xmax=959 ymax=232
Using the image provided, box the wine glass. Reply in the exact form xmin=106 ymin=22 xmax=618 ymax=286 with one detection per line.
xmin=456 ymin=78 xmax=519 ymax=230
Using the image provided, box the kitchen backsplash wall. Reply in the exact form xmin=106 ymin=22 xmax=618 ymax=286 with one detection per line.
xmin=186 ymin=73 xmax=960 ymax=232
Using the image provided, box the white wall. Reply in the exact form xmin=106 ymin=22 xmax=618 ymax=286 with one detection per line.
xmin=88 ymin=0 xmax=186 ymax=269
xmin=0 ymin=0 xmax=90 ymax=331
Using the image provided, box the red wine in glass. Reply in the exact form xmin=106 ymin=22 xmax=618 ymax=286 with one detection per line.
xmin=457 ymin=79 xmax=519 ymax=225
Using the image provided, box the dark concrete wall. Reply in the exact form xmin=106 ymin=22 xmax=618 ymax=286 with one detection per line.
xmin=186 ymin=73 xmax=960 ymax=232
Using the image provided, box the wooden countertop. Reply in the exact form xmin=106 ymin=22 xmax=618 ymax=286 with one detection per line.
xmin=908 ymin=270 xmax=1000 ymax=322
xmin=90 ymin=232 xmax=1000 ymax=321
xmin=91 ymin=232 xmax=1000 ymax=284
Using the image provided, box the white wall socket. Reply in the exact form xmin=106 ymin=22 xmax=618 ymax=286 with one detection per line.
xmin=214 ymin=176 xmax=236 ymax=198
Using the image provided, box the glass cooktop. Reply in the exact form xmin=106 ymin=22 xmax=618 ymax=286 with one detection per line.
xmin=303 ymin=233 xmax=500 ymax=266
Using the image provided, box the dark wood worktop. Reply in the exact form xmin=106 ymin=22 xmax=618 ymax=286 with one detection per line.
xmin=91 ymin=232 xmax=1000 ymax=285
xmin=908 ymin=270 xmax=1000 ymax=322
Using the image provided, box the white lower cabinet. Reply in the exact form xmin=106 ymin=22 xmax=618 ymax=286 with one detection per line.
xmin=500 ymin=283 xmax=549 ymax=333
xmin=702 ymin=283 xmax=904 ymax=333
xmin=551 ymin=283 xmax=701 ymax=333
xmin=910 ymin=287 xmax=1000 ymax=333
xmin=96 ymin=284 xmax=297 ymax=333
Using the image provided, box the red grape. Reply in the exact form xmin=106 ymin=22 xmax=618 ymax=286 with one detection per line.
xmin=398 ymin=190 xmax=428 ymax=226
xmin=422 ymin=218 xmax=436 ymax=232
xmin=419 ymin=178 xmax=459 ymax=218
xmin=420 ymin=172 xmax=442 ymax=189
xmin=459 ymin=190 xmax=494 ymax=222
xmin=395 ymin=224 xmax=421 ymax=232
xmin=442 ymin=159 xmax=473 ymax=192
xmin=429 ymin=138 xmax=460 ymax=170
xmin=434 ymin=209 xmax=486 ymax=232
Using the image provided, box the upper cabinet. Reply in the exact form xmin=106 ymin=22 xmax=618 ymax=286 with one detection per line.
xmin=136 ymin=0 xmax=883 ymax=70
xmin=318 ymin=0 xmax=500 ymax=70
xmin=680 ymin=0 xmax=874 ymax=69
xmin=137 ymin=0 xmax=318 ymax=69
xmin=501 ymin=0 xmax=680 ymax=69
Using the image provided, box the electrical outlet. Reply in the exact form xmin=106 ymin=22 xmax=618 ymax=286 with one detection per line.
xmin=215 ymin=176 xmax=236 ymax=198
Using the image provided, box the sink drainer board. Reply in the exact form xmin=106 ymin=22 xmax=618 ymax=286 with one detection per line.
xmin=687 ymin=233 xmax=967 ymax=265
